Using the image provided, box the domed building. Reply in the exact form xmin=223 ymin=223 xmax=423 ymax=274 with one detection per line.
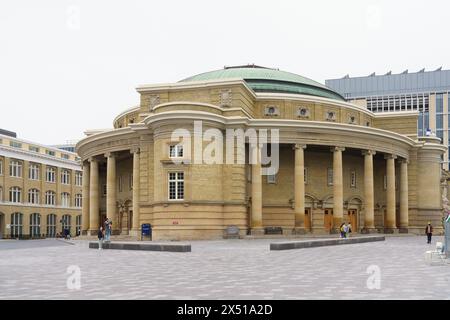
xmin=76 ymin=65 xmax=446 ymax=240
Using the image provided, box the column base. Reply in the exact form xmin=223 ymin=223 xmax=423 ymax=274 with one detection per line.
xmin=250 ymin=228 xmax=265 ymax=236
xmin=361 ymin=228 xmax=378 ymax=234
xmin=383 ymin=228 xmax=399 ymax=234
xmin=398 ymin=227 xmax=409 ymax=234
xmin=292 ymin=227 xmax=307 ymax=235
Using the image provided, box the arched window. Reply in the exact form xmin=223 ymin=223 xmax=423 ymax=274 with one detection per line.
xmin=61 ymin=192 xmax=70 ymax=207
xmin=28 ymin=189 xmax=40 ymax=204
xmin=45 ymin=191 xmax=56 ymax=206
xmin=47 ymin=214 xmax=57 ymax=237
xmin=75 ymin=171 xmax=82 ymax=186
xmin=76 ymin=215 xmax=82 ymax=236
xmin=75 ymin=194 xmax=82 ymax=208
xmin=10 ymin=212 xmax=23 ymax=238
xmin=9 ymin=187 xmax=21 ymax=203
xmin=46 ymin=167 xmax=56 ymax=182
xmin=29 ymin=163 xmax=40 ymax=180
xmin=61 ymin=215 xmax=71 ymax=235
xmin=30 ymin=213 xmax=41 ymax=238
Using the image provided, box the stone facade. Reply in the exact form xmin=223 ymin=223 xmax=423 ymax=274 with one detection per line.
xmin=0 ymin=135 xmax=82 ymax=238
xmin=76 ymin=68 xmax=447 ymax=240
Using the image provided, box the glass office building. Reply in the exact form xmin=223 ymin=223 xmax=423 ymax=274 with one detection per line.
xmin=326 ymin=68 xmax=450 ymax=169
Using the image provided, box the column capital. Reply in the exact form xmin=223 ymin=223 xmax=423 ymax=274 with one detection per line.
xmin=88 ymin=157 xmax=98 ymax=163
xmin=398 ymin=158 xmax=409 ymax=164
xmin=104 ymin=152 xmax=116 ymax=158
xmin=331 ymin=146 xmax=345 ymax=153
xmin=362 ymin=150 xmax=376 ymax=156
xmin=130 ymin=147 xmax=140 ymax=154
xmin=293 ymin=143 xmax=307 ymax=150
xmin=384 ymin=154 xmax=398 ymax=160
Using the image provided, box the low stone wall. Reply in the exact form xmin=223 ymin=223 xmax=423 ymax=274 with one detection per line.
xmin=89 ymin=241 xmax=191 ymax=252
xmin=270 ymin=236 xmax=385 ymax=251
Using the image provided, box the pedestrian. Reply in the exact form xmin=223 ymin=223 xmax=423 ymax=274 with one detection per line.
xmin=98 ymin=226 xmax=104 ymax=250
xmin=425 ymin=222 xmax=433 ymax=244
xmin=104 ymin=217 xmax=111 ymax=242
xmin=347 ymin=222 xmax=352 ymax=238
xmin=339 ymin=223 xmax=345 ymax=238
xmin=343 ymin=222 xmax=349 ymax=239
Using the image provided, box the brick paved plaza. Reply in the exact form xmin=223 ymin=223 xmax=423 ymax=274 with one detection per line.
xmin=0 ymin=236 xmax=449 ymax=299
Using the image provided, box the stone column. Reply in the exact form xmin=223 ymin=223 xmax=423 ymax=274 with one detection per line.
xmin=88 ymin=158 xmax=99 ymax=235
xmin=385 ymin=154 xmax=397 ymax=232
xmin=105 ymin=152 xmax=119 ymax=235
xmin=250 ymin=144 xmax=264 ymax=234
xmin=399 ymin=159 xmax=409 ymax=233
xmin=362 ymin=150 xmax=376 ymax=232
xmin=81 ymin=162 xmax=90 ymax=235
xmin=293 ymin=144 xmax=307 ymax=234
xmin=130 ymin=148 xmax=140 ymax=237
xmin=332 ymin=146 xmax=345 ymax=231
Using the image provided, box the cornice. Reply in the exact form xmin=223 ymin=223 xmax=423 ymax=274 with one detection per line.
xmin=0 ymin=145 xmax=81 ymax=170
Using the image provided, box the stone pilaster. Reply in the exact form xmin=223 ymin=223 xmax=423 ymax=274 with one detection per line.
xmin=105 ymin=152 xmax=119 ymax=234
xmin=250 ymin=145 xmax=263 ymax=235
xmin=331 ymin=146 xmax=345 ymax=232
xmin=81 ymin=162 xmax=90 ymax=235
xmin=130 ymin=148 xmax=140 ymax=236
xmin=362 ymin=150 xmax=376 ymax=233
xmin=88 ymin=158 xmax=99 ymax=235
xmin=293 ymin=144 xmax=307 ymax=234
xmin=399 ymin=159 xmax=409 ymax=233
xmin=384 ymin=154 xmax=397 ymax=232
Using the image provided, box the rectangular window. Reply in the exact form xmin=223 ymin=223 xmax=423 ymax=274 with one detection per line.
xmin=102 ymin=184 xmax=107 ymax=196
xmin=46 ymin=167 xmax=56 ymax=183
xmin=350 ymin=171 xmax=356 ymax=188
xmin=436 ymin=93 xmax=444 ymax=113
xmin=61 ymin=154 xmax=70 ymax=160
xmin=9 ymin=160 xmax=22 ymax=178
xmin=29 ymin=163 xmax=40 ymax=180
xmin=46 ymin=150 xmax=55 ymax=156
xmin=61 ymin=170 xmax=70 ymax=184
xmin=267 ymin=174 xmax=276 ymax=184
xmin=169 ymin=145 xmax=183 ymax=158
xmin=168 ymin=172 xmax=184 ymax=200
xmin=75 ymin=172 xmax=82 ymax=186
xmin=327 ymin=168 xmax=333 ymax=186
xmin=0 ymin=159 xmax=3 ymax=175
xmin=29 ymin=146 xmax=40 ymax=153
xmin=10 ymin=141 xmax=22 ymax=148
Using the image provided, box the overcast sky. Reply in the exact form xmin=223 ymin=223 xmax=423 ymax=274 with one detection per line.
xmin=1 ymin=0 xmax=449 ymax=145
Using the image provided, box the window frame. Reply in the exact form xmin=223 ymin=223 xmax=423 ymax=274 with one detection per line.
xmin=9 ymin=160 xmax=22 ymax=178
xmin=168 ymin=172 xmax=184 ymax=201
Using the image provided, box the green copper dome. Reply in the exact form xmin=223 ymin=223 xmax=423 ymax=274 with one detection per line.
xmin=179 ymin=65 xmax=345 ymax=101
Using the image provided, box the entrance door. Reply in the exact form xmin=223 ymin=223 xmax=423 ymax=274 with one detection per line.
xmin=304 ymin=208 xmax=311 ymax=231
xmin=347 ymin=209 xmax=357 ymax=231
xmin=324 ymin=209 xmax=333 ymax=232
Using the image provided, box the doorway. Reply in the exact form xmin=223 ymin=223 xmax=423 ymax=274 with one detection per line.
xmin=347 ymin=209 xmax=357 ymax=231
xmin=324 ymin=209 xmax=333 ymax=232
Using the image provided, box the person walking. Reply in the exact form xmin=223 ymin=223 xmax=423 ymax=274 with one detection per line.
xmin=343 ymin=222 xmax=349 ymax=239
xmin=104 ymin=218 xmax=112 ymax=242
xmin=98 ymin=226 xmax=104 ymax=250
xmin=339 ymin=223 xmax=345 ymax=238
xmin=425 ymin=222 xmax=433 ymax=244
xmin=347 ymin=222 xmax=352 ymax=238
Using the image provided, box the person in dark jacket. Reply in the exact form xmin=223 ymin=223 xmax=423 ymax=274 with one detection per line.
xmin=98 ymin=227 xmax=104 ymax=250
xmin=425 ymin=222 xmax=433 ymax=244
